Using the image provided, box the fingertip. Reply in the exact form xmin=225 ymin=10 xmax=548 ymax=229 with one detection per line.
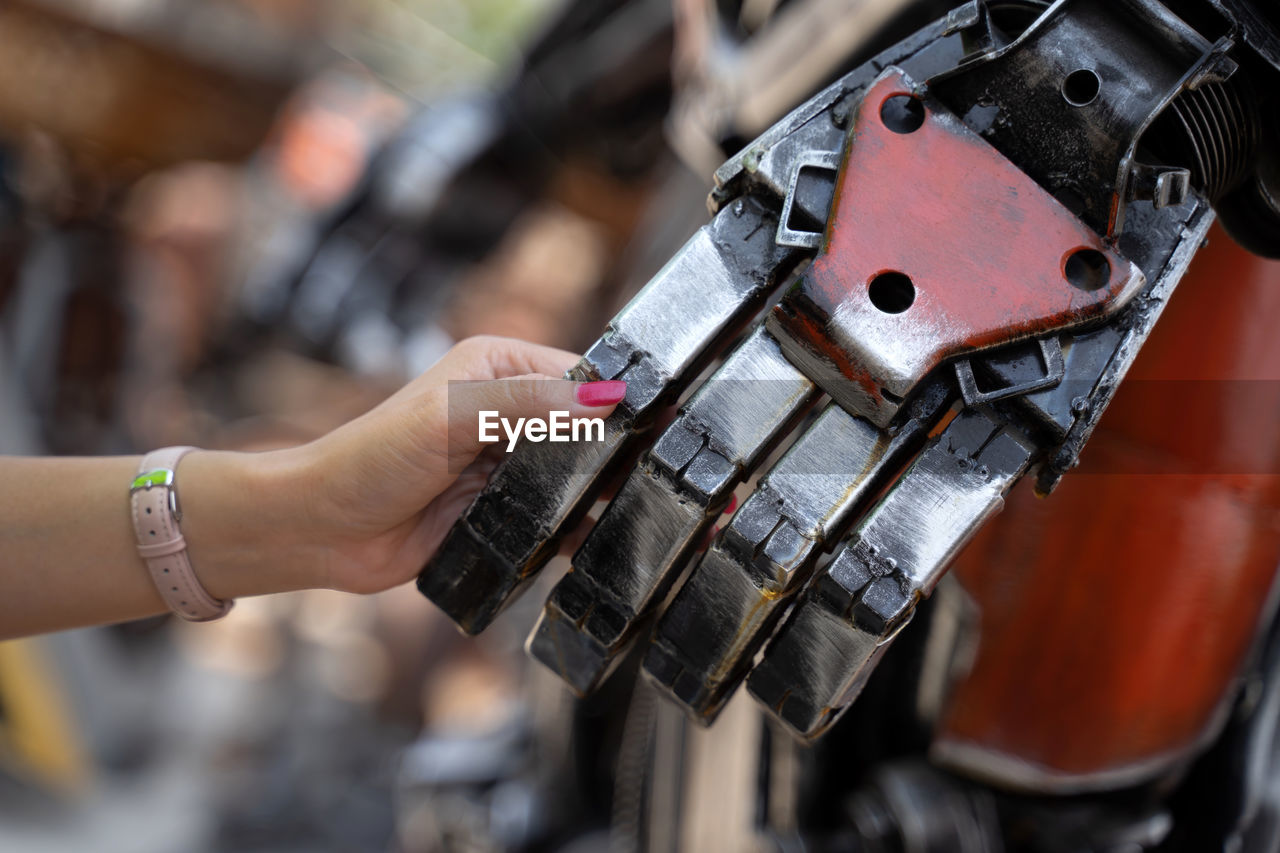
xmin=574 ymin=380 xmax=627 ymax=408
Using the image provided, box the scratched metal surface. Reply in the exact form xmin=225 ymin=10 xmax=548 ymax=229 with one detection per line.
xmin=528 ymin=328 xmax=819 ymax=693
xmin=643 ymin=384 xmax=950 ymax=722
xmin=768 ymin=69 xmax=1145 ymax=427
xmin=527 ymin=469 xmax=706 ymax=695
xmin=748 ymin=410 xmax=1034 ymax=738
xmin=608 ymin=229 xmax=743 ymax=385
xmin=419 ymin=198 xmax=791 ymax=633
xmin=672 ymin=328 xmax=817 ymax=471
xmin=422 ymin=0 xmax=1244 ymax=759
xmin=749 ymin=405 xmax=894 ymax=541
xmin=421 ymin=0 xmax=975 ymax=643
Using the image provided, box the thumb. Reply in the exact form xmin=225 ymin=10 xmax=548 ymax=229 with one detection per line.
xmin=445 ymin=375 xmax=627 ymax=470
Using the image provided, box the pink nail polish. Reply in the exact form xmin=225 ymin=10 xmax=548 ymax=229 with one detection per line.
xmin=723 ymin=494 xmax=738 ymax=515
xmin=576 ymin=380 xmax=627 ymax=407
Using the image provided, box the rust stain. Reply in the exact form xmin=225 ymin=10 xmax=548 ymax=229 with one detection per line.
xmin=705 ymin=585 xmax=786 ymax=689
xmin=777 ymin=69 xmax=1138 ymax=415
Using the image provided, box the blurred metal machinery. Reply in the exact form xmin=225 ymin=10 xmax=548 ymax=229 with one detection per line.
xmin=0 ymin=0 xmax=304 ymax=183
xmin=241 ymin=0 xmax=681 ymax=376
xmin=0 ymin=0 xmax=310 ymax=455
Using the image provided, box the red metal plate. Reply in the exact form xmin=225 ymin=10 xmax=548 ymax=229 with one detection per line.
xmin=769 ymin=68 xmax=1144 ymax=426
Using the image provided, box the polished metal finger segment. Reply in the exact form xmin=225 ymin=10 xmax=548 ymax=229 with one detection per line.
xmin=418 ymin=197 xmax=797 ymax=634
xmin=641 ymin=380 xmax=950 ymax=723
xmin=527 ymin=327 xmax=820 ymax=694
xmin=747 ymin=408 xmax=1035 ymax=740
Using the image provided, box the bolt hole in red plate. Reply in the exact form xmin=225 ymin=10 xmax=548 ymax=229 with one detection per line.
xmin=868 ymin=270 xmax=916 ymax=313
xmin=768 ymin=68 xmax=1144 ymax=427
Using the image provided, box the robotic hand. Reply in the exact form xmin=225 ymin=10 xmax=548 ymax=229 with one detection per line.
xmin=418 ymin=0 xmax=1280 ymax=740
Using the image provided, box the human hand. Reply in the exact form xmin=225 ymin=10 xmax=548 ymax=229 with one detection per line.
xmin=0 ymin=336 xmax=624 ymax=638
xmin=288 ymin=335 xmax=625 ymax=595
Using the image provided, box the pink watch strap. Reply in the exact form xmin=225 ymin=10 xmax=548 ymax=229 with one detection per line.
xmin=130 ymin=446 xmax=233 ymax=622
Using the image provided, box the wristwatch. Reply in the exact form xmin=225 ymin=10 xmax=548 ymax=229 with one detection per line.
xmin=129 ymin=446 xmax=233 ymax=622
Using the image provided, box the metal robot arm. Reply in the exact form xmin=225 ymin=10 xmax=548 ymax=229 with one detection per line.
xmin=419 ymin=0 xmax=1279 ymax=740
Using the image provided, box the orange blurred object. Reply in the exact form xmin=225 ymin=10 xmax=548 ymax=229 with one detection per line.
xmin=932 ymin=225 xmax=1280 ymax=792
xmin=0 ymin=0 xmax=301 ymax=185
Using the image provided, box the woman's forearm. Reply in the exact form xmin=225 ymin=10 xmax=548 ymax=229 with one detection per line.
xmin=0 ymin=336 xmax=624 ymax=640
xmin=0 ymin=449 xmax=325 ymax=639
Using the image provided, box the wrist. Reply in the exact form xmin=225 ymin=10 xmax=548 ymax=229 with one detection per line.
xmin=177 ymin=446 xmax=332 ymax=600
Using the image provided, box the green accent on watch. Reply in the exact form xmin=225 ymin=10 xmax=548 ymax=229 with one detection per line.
xmin=131 ymin=469 xmax=173 ymax=490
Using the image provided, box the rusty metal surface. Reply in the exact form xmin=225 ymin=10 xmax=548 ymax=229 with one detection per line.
xmin=528 ymin=327 xmax=819 ymax=695
xmin=767 ymin=68 xmax=1144 ymax=428
xmin=747 ymin=408 xmax=1035 ymax=739
xmin=930 ymin=0 xmax=1223 ymax=238
xmin=643 ymin=381 xmax=949 ymax=723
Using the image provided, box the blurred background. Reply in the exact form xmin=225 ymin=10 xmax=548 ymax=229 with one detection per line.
xmin=5 ymin=1 xmax=1277 ymax=851
xmin=0 ymin=1 xmax=967 ymax=850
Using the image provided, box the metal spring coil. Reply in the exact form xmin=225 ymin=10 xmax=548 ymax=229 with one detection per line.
xmin=1153 ymin=76 xmax=1261 ymax=202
